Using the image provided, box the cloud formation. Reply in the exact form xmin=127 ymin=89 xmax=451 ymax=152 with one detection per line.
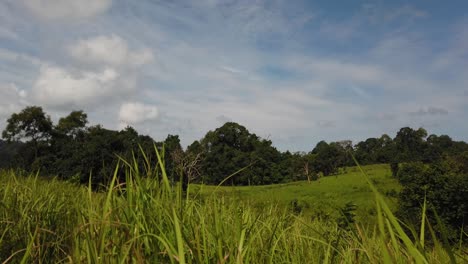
xmin=31 ymin=65 xmax=119 ymax=109
xmin=119 ymin=102 xmax=159 ymax=127
xmin=25 ymin=34 xmax=154 ymax=112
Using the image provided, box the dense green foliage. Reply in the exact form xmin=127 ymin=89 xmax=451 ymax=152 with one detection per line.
xmin=396 ymin=156 xmax=468 ymax=242
xmin=0 ymin=107 xmax=183 ymax=188
xmin=188 ymin=122 xmax=284 ymax=185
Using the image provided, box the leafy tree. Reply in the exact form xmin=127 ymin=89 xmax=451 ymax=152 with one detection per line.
xmin=278 ymin=151 xmax=305 ymax=182
xmin=45 ymin=110 xmax=89 ymax=179
xmin=2 ymin=106 xmax=53 ymax=160
xmin=80 ymin=125 xmax=124 ymax=186
xmin=251 ymin=138 xmax=283 ymax=184
xmin=311 ymin=141 xmax=346 ymax=176
xmin=394 ymin=127 xmax=427 ymax=162
xmin=56 ymin=110 xmax=88 ymax=138
xmin=378 ymin=134 xmax=395 ymax=163
xmin=197 ymin=122 xmax=252 ymax=184
xmin=354 ymin=138 xmax=380 ymax=164
xmin=194 ymin=122 xmax=281 ymax=185
xmin=336 ymin=140 xmax=354 ymax=167
xmin=117 ymin=126 xmax=159 ymax=180
xmin=397 ymin=161 xmax=468 ymax=242
xmin=354 ymin=135 xmax=395 ymax=165
xmin=2 ymin=106 xmax=53 ymax=143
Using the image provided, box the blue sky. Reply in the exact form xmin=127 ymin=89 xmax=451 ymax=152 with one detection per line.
xmin=0 ymin=0 xmax=467 ymax=151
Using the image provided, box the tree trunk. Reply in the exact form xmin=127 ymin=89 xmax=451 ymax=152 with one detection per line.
xmin=304 ymin=162 xmax=310 ymax=183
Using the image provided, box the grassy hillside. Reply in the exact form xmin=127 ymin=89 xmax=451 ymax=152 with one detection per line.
xmin=192 ymin=164 xmax=400 ymax=223
xmin=0 ymin=163 xmax=464 ymax=263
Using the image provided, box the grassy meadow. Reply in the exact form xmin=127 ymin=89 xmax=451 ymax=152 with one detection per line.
xmin=0 ymin=159 xmax=465 ymax=263
xmin=192 ymin=164 xmax=400 ymax=223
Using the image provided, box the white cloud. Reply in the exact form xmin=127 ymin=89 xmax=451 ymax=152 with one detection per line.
xmin=119 ymin=102 xmax=159 ymax=127
xmin=69 ymin=35 xmax=127 ymax=66
xmin=0 ymin=83 xmax=27 ymax=119
xmin=26 ymin=35 xmax=154 ymax=111
xmin=69 ymin=34 xmax=154 ymax=67
xmin=19 ymin=0 xmax=111 ymax=20
xmin=31 ymin=65 xmax=120 ymax=108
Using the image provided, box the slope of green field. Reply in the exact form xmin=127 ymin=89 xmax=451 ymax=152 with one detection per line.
xmin=191 ymin=164 xmax=400 ymax=222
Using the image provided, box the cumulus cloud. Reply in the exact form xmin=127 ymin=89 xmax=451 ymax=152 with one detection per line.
xmin=119 ymin=102 xmax=159 ymax=127
xmin=18 ymin=0 xmax=111 ymax=20
xmin=27 ymin=35 xmax=154 ymax=111
xmin=69 ymin=34 xmax=154 ymax=67
xmin=31 ymin=65 xmax=120 ymax=108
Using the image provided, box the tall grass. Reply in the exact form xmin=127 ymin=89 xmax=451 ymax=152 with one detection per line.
xmin=0 ymin=148 xmax=466 ymax=263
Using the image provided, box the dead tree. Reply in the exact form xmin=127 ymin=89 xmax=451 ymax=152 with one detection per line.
xmin=171 ymin=148 xmax=203 ymax=192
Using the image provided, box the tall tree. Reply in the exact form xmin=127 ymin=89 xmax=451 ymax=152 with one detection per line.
xmin=49 ymin=111 xmax=90 ymax=179
xmin=194 ymin=122 xmax=281 ymax=185
xmin=56 ymin=110 xmax=88 ymax=138
xmin=311 ymin=141 xmax=344 ymax=176
xmin=2 ymin=106 xmax=53 ymax=159
xmin=394 ymin=127 xmax=427 ymax=162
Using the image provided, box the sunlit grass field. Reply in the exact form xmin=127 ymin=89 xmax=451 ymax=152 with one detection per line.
xmin=0 ymin=156 xmax=465 ymax=263
xmin=192 ymin=164 xmax=400 ymax=223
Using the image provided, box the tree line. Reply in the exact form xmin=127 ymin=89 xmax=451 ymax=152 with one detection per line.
xmin=1 ymin=106 xmax=468 ymax=187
